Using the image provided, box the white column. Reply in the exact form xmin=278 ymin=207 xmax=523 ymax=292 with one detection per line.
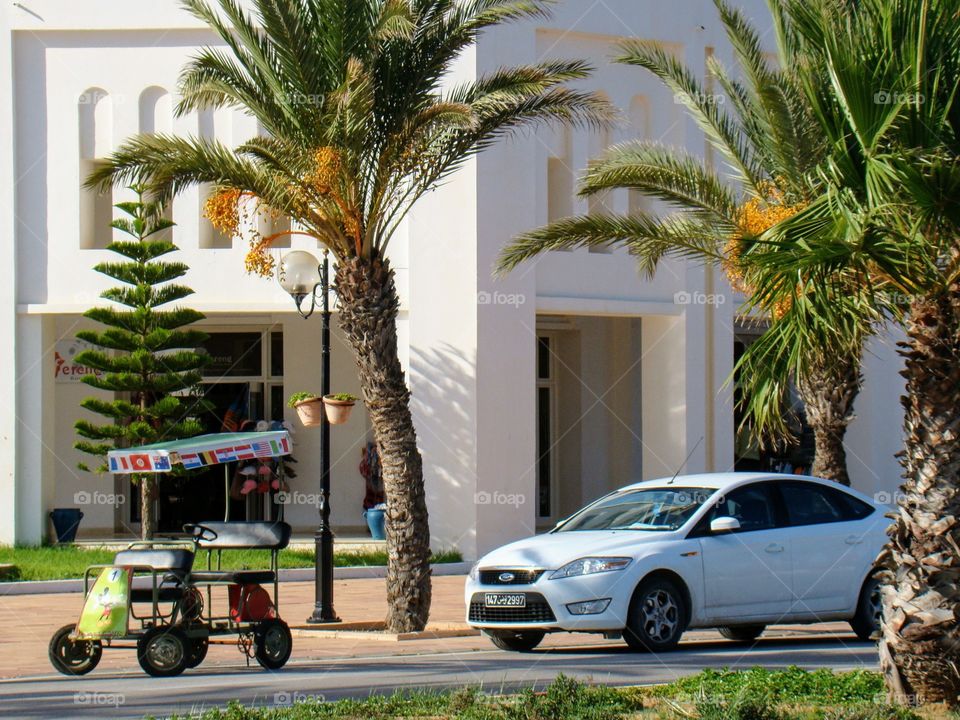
xmin=0 ymin=13 xmax=15 ymax=543
xmin=15 ymin=315 xmax=57 ymax=543
xmin=641 ymin=313 xmax=689 ymax=479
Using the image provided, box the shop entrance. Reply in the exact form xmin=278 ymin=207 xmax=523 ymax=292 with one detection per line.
xmin=130 ymin=329 xmax=286 ymax=533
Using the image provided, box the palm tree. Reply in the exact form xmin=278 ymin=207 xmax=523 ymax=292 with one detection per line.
xmin=746 ymin=0 xmax=960 ymax=705
xmin=497 ymin=0 xmax=866 ymax=484
xmin=89 ymin=0 xmax=612 ymax=632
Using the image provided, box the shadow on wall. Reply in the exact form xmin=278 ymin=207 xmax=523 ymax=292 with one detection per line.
xmin=409 ymin=343 xmax=478 ymax=557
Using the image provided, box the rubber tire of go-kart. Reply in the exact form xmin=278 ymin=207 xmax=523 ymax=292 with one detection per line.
xmin=624 ymin=577 xmax=687 ymax=652
xmin=486 ymin=630 xmax=545 ymax=652
xmin=254 ymin=619 xmax=293 ymax=670
xmin=49 ymin=624 xmax=102 ymax=676
xmin=137 ymin=626 xmax=189 ymax=677
xmin=186 ymin=636 xmax=209 ymax=669
xmin=850 ymin=574 xmax=883 ymax=642
xmin=718 ymin=624 xmax=766 ymax=642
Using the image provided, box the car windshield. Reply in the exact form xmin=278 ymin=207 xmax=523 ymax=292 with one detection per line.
xmin=556 ymin=487 xmax=715 ymax=532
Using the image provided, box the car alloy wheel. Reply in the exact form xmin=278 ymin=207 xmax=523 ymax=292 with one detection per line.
xmin=641 ymin=588 xmax=679 ymax=642
xmin=624 ymin=577 xmax=686 ymax=652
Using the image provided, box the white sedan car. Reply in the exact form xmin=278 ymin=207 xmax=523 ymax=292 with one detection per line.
xmin=465 ymin=472 xmax=888 ymax=652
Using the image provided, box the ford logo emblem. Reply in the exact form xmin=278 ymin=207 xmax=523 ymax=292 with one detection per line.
xmin=499 ymin=572 xmax=515 ymax=583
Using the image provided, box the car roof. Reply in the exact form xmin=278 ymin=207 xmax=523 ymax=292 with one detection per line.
xmin=620 ymin=471 xmax=832 ymax=492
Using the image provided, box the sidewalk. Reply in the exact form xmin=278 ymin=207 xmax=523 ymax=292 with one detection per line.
xmin=0 ymin=574 xmax=858 ymax=680
xmin=0 ymin=575 xmax=487 ymax=679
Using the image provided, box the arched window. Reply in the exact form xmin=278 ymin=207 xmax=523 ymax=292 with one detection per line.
xmin=139 ymin=87 xmax=173 ymax=239
xmin=138 ymin=86 xmax=172 ymax=135
xmin=78 ymin=87 xmax=113 ymax=249
xmin=587 ymin=92 xmax=613 ymax=254
xmin=198 ymin=108 xmax=233 ymax=248
xmin=628 ymin=95 xmax=652 ymax=216
xmin=547 ymin=125 xmax=573 ymax=223
xmin=255 ymin=121 xmax=291 ymax=248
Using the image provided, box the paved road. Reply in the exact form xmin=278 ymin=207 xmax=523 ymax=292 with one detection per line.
xmin=0 ymin=635 xmax=878 ymax=719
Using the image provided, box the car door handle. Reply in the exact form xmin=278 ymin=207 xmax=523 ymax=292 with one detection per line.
xmin=845 ymin=535 xmax=864 ymax=545
xmin=764 ymin=543 xmax=785 ymax=554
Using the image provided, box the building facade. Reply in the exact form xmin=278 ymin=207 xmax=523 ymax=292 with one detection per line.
xmin=0 ymin=0 xmax=906 ymax=559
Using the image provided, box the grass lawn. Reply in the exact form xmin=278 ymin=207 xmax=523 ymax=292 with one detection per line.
xmin=154 ymin=670 xmax=958 ymax=719
xmin=0 ymin=545 xmax=461 ymax=582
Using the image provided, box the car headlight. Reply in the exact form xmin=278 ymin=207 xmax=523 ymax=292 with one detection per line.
xmin=468 ymin=562 xmax=480 ymax=581
xmin=549 ymin=557 xmax=631 ymax=580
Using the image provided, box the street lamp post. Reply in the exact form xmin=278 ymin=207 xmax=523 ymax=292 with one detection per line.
xmin=277 ymin=249 xmax=340 ymax=624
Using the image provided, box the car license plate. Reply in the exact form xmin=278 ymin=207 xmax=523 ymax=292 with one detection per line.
xmin=485 ymin=593 xmax=526 ymax=608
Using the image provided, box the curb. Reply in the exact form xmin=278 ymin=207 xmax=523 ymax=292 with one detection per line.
xmin=0 ymin=561 xmax=471 ymax=596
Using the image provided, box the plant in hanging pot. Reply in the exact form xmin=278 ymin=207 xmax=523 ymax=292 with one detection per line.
xmin=323 ymin=393 xmax=358 ymax=425
xmin=288 ymin=392 xmax=323 ymax=427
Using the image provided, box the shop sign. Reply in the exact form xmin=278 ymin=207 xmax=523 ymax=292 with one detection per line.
xmin=54 ymin=339 xmax=104 ymax=383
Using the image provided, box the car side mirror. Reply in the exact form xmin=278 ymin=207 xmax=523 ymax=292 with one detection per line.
xmin=710 ymin=516 xmax=741 ymax=533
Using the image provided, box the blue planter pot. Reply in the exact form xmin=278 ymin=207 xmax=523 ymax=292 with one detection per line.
xmin=364 ymin=508 xmax=386 ymax=540
xmin=50 ymin=508 xmax=84 ymax=543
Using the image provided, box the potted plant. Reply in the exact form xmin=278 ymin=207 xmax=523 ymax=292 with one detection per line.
xmin=323 ymin=393 xmax=358 ymax=425
xmin=288 ymin=392 xmax=323 ymax=427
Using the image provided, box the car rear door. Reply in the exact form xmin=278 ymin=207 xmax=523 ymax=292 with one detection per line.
xmin=695 ymin=482 xmax=794 ymax=621
xmin=776 ymin=480 xmax=879 ymax=616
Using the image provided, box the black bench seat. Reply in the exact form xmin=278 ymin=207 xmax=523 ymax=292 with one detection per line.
xmin=190 ymin=570 xmax=276 ymax=585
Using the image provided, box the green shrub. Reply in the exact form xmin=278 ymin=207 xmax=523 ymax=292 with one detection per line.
xmin=692 ymin=688 xmax=790 ymax=720
xmin=649 ymin=667 xmax=884 ymax=706
xmin=817 ymin=703 xmax=921 ymax=720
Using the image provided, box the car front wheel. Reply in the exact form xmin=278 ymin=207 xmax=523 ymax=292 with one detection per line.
xmin=486 ymin=629 xmax=545 ymax=652
xmin=624 ymin=577 xmax=687 ymax=652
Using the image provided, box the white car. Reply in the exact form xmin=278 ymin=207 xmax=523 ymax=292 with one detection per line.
xmin=465 ymin=472 xmax=888 ymax=652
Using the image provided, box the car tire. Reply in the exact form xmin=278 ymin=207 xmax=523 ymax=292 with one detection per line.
xmin=850 ymin=574 xmax=882 ymax=641
xmin=137 ymin=626 xmax=189 ymax=677
xmin=254 ymin=619 xmax=293 ymax=670
xmin=486 ymin=630 xmax=545 ymax=652
xmin=624 ymin=577 xmax=687 ymax=652
xmin=186 ymin=636 xmax=209 ymax=668
xmin=48 ymin=624 xmax=102 ymax=676
xmin=718 ymin=624 xmax=765 ymax=642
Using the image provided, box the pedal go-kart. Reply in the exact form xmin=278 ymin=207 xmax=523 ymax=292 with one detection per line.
xmin=48 ymin=431 xmax=296 ymax=677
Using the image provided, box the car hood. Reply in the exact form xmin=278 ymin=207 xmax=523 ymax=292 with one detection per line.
xmin=476 ymin=530 xmax=678 ymax=570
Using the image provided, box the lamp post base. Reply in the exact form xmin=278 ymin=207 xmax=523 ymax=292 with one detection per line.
xmin=306 ymin=524 xmax=340 ymax=624
xmin=306 ymin=607 xmax=341 ymax=624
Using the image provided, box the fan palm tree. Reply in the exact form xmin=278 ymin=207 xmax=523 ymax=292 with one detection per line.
xmin=497 ymin=0 xmax=866 ymax=484
xmin=88 ymin=0 xmax=612 ymax=632
xmin=746 ymin=0 xmax=960 ymax=705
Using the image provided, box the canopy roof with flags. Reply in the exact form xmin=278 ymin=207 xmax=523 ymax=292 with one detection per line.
xmin=106 ymin=431 xmax=291 ymax=474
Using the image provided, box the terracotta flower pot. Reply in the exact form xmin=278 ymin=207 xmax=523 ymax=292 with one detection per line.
xmin=323 ymin=396 xmax=356 ymax=425
xmin=294 ymin=397 xmax=324 ymax=427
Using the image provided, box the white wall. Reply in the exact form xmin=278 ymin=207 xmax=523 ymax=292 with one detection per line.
xmin=0 ymin=0 xmax=906 ymax=548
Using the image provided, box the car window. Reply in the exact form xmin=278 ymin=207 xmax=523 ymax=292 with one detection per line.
xmin=702 ymin=483 xmax=779 ymax=533
xmin=557 ymin=487 xmax=715 ymax=532
xmin=829 ymin=487 xmax=875 ymax=520
xmin=780 ymin=481 xmax=866 ymax=526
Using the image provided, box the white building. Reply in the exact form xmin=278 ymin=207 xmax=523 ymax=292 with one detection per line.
xmin=0 ymin=0 xmax=905 ymax=559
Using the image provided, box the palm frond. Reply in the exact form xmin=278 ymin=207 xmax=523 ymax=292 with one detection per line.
xmin=580 ymin=142 xmax=739 ymax=223
xmin=496 ymin=212 xmax=723 ymax=277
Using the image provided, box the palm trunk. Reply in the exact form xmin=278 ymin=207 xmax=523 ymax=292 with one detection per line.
xmin=795 ymin=350 xmax=863 ymax=485
xmin=140 ymin=475 xmax=156 ymax=541
xmin=879 ymin=285 xmax=960 ymax=706
xmin=335 ymin=255 xmax=432 ymax=633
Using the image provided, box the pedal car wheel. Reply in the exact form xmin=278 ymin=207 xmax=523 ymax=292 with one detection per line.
xmin=254 ymin=619 xmax=292 ymax=670
xmin=49 ymin=624 xmax=102 ymax=676
xmin=137 ymin=626 xmax=189 ymax=677
xmin=186 ymin=636 xmax=209 ymax=669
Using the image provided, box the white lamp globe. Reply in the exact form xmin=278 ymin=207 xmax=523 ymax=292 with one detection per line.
xmin=277 ymin=250 xmax=321 ymax=297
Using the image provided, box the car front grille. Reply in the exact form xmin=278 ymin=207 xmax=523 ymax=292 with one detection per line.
xmin=478 ymin=569 xmax=546 ymax=585
xmin=468 ymin=592 xmax=556 ymax=623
